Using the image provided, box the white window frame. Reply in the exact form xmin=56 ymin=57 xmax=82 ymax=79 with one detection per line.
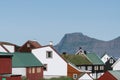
xmin=73 ymin=74 xmax=77 ymax=79
xmin=46 ymin=51 xmax=53 ymax=58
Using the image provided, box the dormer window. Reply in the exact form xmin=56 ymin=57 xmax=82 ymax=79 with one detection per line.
xmin=110 ymin=59 xmax=114 ymax=63
xmin=46 ymin=51 xmax=53 ymax=58
xmin=27 ymin=43 xmax=30 ymax=48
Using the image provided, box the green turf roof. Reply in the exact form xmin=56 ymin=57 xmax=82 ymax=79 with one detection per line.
xmin=86 ymin=53 xmax=104 ymax=65
xmin=61 ymin=54 xmax=92 ymax=65
xmin=12 ymin=52 xmax=43 ymax=67
xmin=109 ymin=70 xmax=120 ymax=80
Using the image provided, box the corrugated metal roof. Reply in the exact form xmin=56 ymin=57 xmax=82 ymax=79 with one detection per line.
xmin=86 ymin=53 xmax=104 ymax=65
xmin=12 ymin=52 xmax=43 ymax=67
xmin=109 ymin=70 xmax=120 ymax=80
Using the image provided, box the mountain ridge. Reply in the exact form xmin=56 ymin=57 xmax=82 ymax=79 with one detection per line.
xmin=54 ymin=32 xmax=120 ymax=57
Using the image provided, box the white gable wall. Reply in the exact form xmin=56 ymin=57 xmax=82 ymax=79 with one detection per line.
xmin=12 ymin=68 xmax=26 ymax=76
xmin=32 ymin=46 xmax=67 ymax=77
xmin=0 ymin=46 xmax=7 ymax=52
xmin=3 ymin=45 xmax=15 ymax=52
xmin=101 ymin=54 xmax=110 ymax=63
xmin=112 ymin=58 xmax=120 ymax=70
xmin=78 ymin=73 xmax=93 ymax=80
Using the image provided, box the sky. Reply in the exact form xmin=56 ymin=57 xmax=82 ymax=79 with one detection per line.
xmin=0 ymin=0 xmax=120 ymax=46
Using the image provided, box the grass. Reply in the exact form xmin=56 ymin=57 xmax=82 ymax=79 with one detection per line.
xmin=43 ymin=77 xmax=73 ymax=80
xmin=22 ymin=77 xmax=73 ymax=80
xmin=61 ymin=54 xmax=92 ymax=65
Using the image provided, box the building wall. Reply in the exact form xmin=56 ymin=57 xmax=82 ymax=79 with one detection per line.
xmin=98 ymin=71 xmax=117 ymax=80
xmin=0 ymin=75 xmax=22 ymax=80
xmin=78 ymin=73 xmax=93 ymax=80
xmin=67 ymin=64 xmax=81 ymax=79
xmin=0 ymin=46 xmax=7 ymax=52
xmin=32 ymin=46 xmax=67 ymax=78
xmin=26 ymin=67 xmax=43 ymax=80
xmin=0 ymin=57 xmax=12 ymax=74
xmin=18 ymin=42 xmax=31 ymax=52
xmin=12 ymin=68 xmax=26 ymax=76
xmin=101 ymin=54 xmax=110 ymax=63
xmin=113 ymin=60 xmax=120 ymax=70
xmin=3 ymin=45 xmax=15 ymax=52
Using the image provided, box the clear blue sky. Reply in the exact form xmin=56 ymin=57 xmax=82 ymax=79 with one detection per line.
xmin=0 ymin=0 xmax=120 ymax=45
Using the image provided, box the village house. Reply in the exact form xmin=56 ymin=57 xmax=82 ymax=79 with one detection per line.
xmin=62 ymin=49 xmax=105 ymax=79
xmin=104 ymin=57 xmax=116 ymax=71
xmin=18 ymin=40 xmax=41 ymax=52
xmin=12 ymin=52 xmax=43 ymax=80
xmin=0 ymin=52 xmax=21 ymax=80
xmin=98 ymin=70 xmax=120 ymax=80
xmin=86 ymin=53 xmax=105 ymax=79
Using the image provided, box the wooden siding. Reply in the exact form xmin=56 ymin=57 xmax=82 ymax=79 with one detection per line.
xmin=0 ymin=75 xmax=21 ymax=80
xmin=0 ymin=56 xmax=12 ymax=74
xmin=26 ymin=67 xmax=43 ymax=80
xmin=18 ymin=41 xmax=41 ymax=52
xmin=67 ymin=64 xmax=81 ymax=79
xmin=98 ymin=71 xmax=117 ymax=80
xmin=105 ymin=57 xmax=116 ymax=71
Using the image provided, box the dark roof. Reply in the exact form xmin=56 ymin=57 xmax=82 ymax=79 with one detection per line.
xmin=109 ymin=70 xmax=120 ymax=80
xmin=61 ymin=54 xmax=92 ymax=65
xmin=27 ymin=40 xmax=41 ymax=48
xmin=12 ymin=52 xmax=43 ymax=67
xmin=0 ymin=41 xmax=16 ymax=46
xmin=18 ymin=40 xmax=42 ymax=52
xmin=86 ymin=53 xmax=104 ymax=65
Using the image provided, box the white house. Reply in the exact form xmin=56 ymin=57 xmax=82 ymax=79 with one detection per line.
xmin=112 ymin=58 xmax=120 ymax=70
xmin=101 ymin=53 xmax=110 ymax=63
xmin=32 ymin=46 xmax=68 ymax=78
xmin=78 ymin=73 xmax=93 ymax=80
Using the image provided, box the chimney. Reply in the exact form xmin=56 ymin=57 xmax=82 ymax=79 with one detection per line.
xmin=49 ymin=41 xmax=53 ymax=46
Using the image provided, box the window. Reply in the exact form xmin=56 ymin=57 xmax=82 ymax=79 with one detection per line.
xmin=94 ymin=66 xmax=98 ymax=70
xmin=37 ymin=67 xmax=41 ymax=73
xmin=110 ymin=59 xmax=114 ymax=64
xmin=100 ymin=66 xmax=104 ymax=70
xmin=46 ymin=51 xmax=53 ymax=58
xmin=73 ymin=74 xmax=77 ymax=79
xmin=81 ymin=66 xmax=86 ymax=70
xmin=29 ymin=68 xmax=31 ymax=73
xmin=87 ymin=66 xmax=92 ymax=71
xmin=27 ymin=43 xmax=30 ymax=47
xmin=44 ymin=64 xmax=47 ymax=71
xmin=32 ymin=68 xmax=35 ymax=73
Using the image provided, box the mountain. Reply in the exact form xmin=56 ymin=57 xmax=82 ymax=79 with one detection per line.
xmin=54 ymin=32 xmax=120 ymax=57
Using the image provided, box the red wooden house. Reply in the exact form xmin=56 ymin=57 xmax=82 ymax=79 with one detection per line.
xmin=18 ymin=40 xmax=41 ymax=52
xmin=98 ymin=70 xmax=120 ymax=80
xmin=0 ymin=52 xmax=22 ymax=80
xmin=12 ymin=52 xmax=43 ymax=80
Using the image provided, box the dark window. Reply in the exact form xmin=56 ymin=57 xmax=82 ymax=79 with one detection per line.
xmin=46 ymin=51 xmax=53 ymax=58
xmin=44 ymin=64 xmax=47 ymax=71
xmin=73 ymin=74 xmax=77 ymax=79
